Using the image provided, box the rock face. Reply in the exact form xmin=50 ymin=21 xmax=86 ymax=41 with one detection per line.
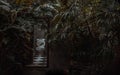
xmin=0 ymin=27 xmax=33 ymax=65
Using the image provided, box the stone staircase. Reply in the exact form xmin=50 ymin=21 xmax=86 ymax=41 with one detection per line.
xmin=33 ymin=55 xmax=47 ymax=66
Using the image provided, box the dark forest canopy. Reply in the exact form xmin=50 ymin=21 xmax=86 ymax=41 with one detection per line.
xmin=0 ymin=0 xmax=120 ymax=75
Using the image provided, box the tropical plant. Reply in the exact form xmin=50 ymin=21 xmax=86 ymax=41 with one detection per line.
xmin=48 ymin=0 xmax=120 ymax=75
xmin=0 ymin=0 xmax=120 ymax=75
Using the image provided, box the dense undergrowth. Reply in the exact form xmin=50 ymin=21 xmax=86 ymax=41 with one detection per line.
xmin=0 ymin=0 xmax=120 ymax=75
